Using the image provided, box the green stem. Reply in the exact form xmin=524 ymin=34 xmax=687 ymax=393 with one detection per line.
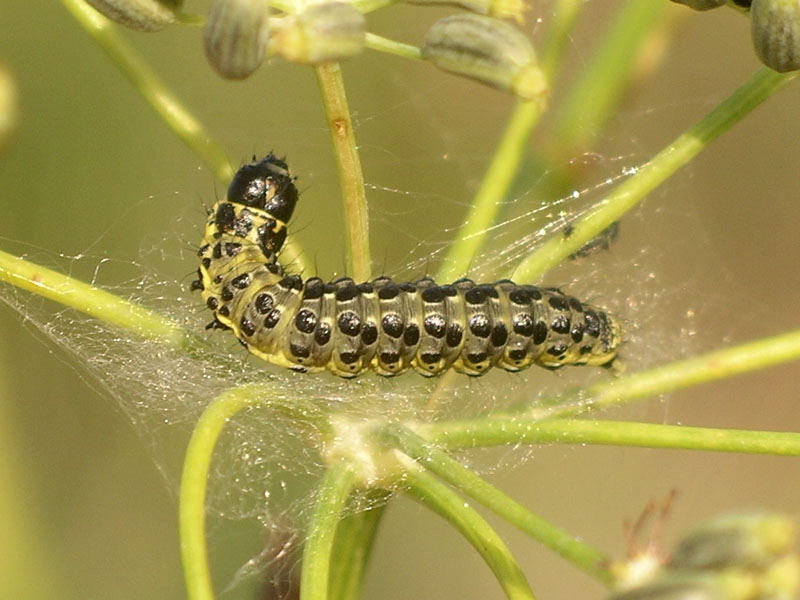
xmin=513 ymin=67 xmax=797 ymax=281
xmin=426 ymin=419 xmax=800 ymax=455
xmin=300 ymin=462 xmax=359 ymax=600
xmin=0 ymin=249 xmax=189 ymax=348
xmin=383 ymin=424 xmax=612 ymax=584
xmin=179 ymin=386 xmax=266 ymax=600
xmin=179 ymin=385 xmax=332 ymax=600
xmin=0 ymin=359 xmax=64 ymax=598
xmin=60 ymin=0 xmax=310 ymax=275
xmin=535 ymin=327 xmax=800 ymax=420
xmin=60 ymin=0 xmax=233 ymax=184
xmin=315 ymin=64 xmax=371 ymax=282
xmin=327 ymin=495 xmax=387 ymax=600
xmin=436 ymin=95 xmax=548 ymax=283
xmin=401 ymin=463 xmax=537 ymax=600
xmin=548 ymin=0 xmax=669 ymax=158
xmin=365 ymin=33 xmax=423 ymax=60
xmin=538 ymin=0 xmax=585 ymax=80
xmin=433 ymin=0 xmax=611 ymax=283
xmin=421 ymin=328 xmax=800 ymax=444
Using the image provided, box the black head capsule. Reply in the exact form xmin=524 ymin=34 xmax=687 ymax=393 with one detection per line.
xmin=226 ymin=155 xmax=299 ymax=222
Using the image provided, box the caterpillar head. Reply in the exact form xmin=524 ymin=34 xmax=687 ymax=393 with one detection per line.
xmin=226 ymin=154 xmax=299 ymax=223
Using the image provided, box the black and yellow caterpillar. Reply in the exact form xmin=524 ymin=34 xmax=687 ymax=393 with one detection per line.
xmin=193 ymin=155 xmax=621 ymax=377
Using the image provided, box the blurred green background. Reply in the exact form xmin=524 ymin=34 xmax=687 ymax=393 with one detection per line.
xmin=2 ymin=1 xmax=800 ymax=599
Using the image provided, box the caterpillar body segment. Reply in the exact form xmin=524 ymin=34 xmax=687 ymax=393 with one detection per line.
xmin=194 ymin=154 xmax=621 ymax=378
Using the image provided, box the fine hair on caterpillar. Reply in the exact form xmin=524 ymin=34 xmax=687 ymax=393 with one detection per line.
xmin=193 ymin=155 xmax=621 ymax=378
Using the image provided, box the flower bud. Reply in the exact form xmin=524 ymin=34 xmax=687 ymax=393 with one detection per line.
xmin=84 ymin=0 xmax=179 ymax=32
xmin=667 ymin=513 xmax=797 ymax=572
xmin=406 ymin=0 xmax=525 ymax=24
xmin=204 ymin=0 xmax=270 ymax=79
xmin=609 ymin=512 xmax=800 ymax=600
xmin=421 ymin=14 xmax=546 ymax=100
xmin=274 ymin=3 xmax=366 ymax=65
xmin=668 ymin=0 xmax=726 ymax=10
xmin=751 ymin=0 xmax=800 ymax=72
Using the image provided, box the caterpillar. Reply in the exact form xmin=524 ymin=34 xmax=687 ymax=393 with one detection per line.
xmin=192 ymin=154 xmax=621 ymax=378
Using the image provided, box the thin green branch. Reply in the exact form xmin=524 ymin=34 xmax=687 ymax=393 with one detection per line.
xmin=179 ymin=386 xmax=267 ymax=600
xmin=179 ymin=385 xmax=331 ymax=600
xmin=513 ymin=67 xmax=797 ymax=281
xmin=435 ymin=0 xmax=665 ymax=283
xmin=300 ymin=461 xmax=359 ymax=600
xmin=436 ymin=95 xmax=548 ymax=282
xmin=0 ymin=249 xmax=189 ymax=348
xmin=328 ymin=498 xmax=388 ymax=600
xmin=401 ymin=463 xmax=537 ymax=600
xmin=60 ymin=0 xmax=233 ymax=184
xmin=420 ymin=327 xmax=800 ymax=445
xmin=538 ymin=0 xmax=585 ymax=80
xmin=315 ymin=63 xmax=371 ymax=282
xmin=426 ymin=419 xmax=800 ymax=455
xmin=365 ymin=33 xmax=423 ymax=60
xmin=60 ymin=0 xmax=311 ymax=275
xmin=382 ymin=424 xmax=612 ymax=584
xmin=548 ymin=0 xmax=670 ymax=158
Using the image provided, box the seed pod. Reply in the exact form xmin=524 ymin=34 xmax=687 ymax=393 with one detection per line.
xmin=751 ymin=0 xmax=800 ymax=72
xmin=274 ymin=3 xmax=366 ymax=65
xmin=83 ymin=0 xmax=179 ymax=31
xmin=406 ymin=0 xmax=526 ymax=24
xmin=667 ymin=513 xmax=797 ymax=572
xmin=421 ymin=14 xmax=547 ymax=100
xmin=668 ymin=0 xmax=726 ymax=10
xmin=204 ymin=0 xmax=270 ymax=79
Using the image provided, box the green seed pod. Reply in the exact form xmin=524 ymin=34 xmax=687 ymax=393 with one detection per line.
xmin=421 ymin=14 xmax=546 ymax=100
xmin=751 ymin=0 xmax=800 ymax=72
xmin=204 ymin=0 xmax=270 ymax=79
xmin=84 ymin=0 xmax=179 ymax=32
xmin=668 ymin=0 xmax=726 ymax=10
xmin=274 ymin=3 xmax=366 ymax=65
xmin=406 ymin=0 xmax=526 ymax=24
xmin=667 ymin=513 xmax=797 ymax=572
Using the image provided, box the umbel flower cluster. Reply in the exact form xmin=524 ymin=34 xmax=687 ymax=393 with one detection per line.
xmin=84 ymin=0 xmax=800 ymax=86
xmin=672 ymin=0 xmax=800 ymax=72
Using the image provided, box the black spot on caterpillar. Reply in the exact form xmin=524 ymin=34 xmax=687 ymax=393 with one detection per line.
xmin=193 ymin=154 xmax=621 ymax=378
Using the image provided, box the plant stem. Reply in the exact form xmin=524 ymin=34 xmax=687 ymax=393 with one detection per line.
xmin=534 ymin=327 xmax=800 ymax=419
xmin=537 ymin=0 xmax=585 ymax=79
xmin=300 ymin=461 xmax=359 ymax=600
xmin=179 ymin=385 xmax=332 ymax=600
xmin=60 ymin=0 xmax=233 ymax=184
xmin=547 ymin=0 xmax=670 ymax=158
xmin=421 ymin=327 xmax=800 ymax=446
xmin=315 ymin=64 xmax=371 ymax=282
xmin=179 ymin=386 xmax=265 ymax=600
xmin=436 ymin=95 xmax=548 ymax=283
xmin=365 ymin=33 xmax=423 ymax=60
xmin=401 ymin=462 xmax=537 ymax=600
xmin=0 ymin=249 xmax=189 ymax=348
xmin=328 ymin=500 xmax=387 ymax=600
xmin=60 ymin=0 xmax=311 ymax=275
xmin=383 ymin=424 xmax=613 ymax=583
xmin=513 ymin=67 xmax=797 ymax=281
xmin=426 ymin=419 xmax=800 ymax=455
